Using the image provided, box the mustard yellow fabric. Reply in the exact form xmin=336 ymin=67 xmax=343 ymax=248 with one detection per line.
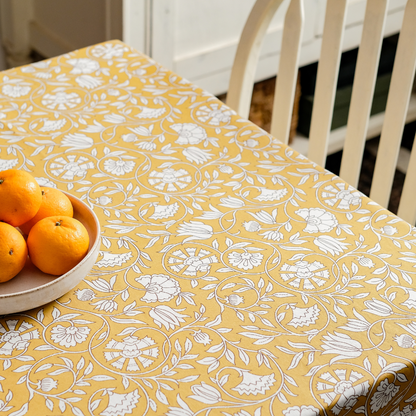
xmin=0 ymin=41 xmax=416 ymax=416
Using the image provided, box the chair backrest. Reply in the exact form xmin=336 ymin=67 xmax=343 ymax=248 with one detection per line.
xmin=227 ymin=0 xmax=416 ymax=224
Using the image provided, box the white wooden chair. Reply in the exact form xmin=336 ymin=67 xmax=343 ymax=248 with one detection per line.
xmin=226 ymin=0 xmax=416 ymax=224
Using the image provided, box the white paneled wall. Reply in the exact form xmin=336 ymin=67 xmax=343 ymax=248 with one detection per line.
xmin=0 ymin=0 xmax=407 ymax=95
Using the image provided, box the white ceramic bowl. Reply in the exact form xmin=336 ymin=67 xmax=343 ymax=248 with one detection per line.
xmin=0 ymin=191 xmax=100 ymax=315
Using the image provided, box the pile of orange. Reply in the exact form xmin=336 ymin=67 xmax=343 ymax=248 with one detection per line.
xmin=0 ymin=169 xmax=89 ymax=282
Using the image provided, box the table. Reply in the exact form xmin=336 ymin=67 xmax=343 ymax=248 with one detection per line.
xmin=1 ymin=40 xmax=416 ymax=416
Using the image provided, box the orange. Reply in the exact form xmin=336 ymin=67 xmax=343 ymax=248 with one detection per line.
xmin=0 ymin=169 xmax=42 ymax=227
xmin=20 ymin=187 xmax=73 ymax=235
xmin=27 ymin=216 xmax=89 ymax=276
xmin=0 ymin=222 xmax=28 ymax=283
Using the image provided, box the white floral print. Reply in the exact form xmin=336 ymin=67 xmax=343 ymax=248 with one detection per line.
xmin=296 ymin=208 xmax=338 ymax=233
xmin=104 ymin=335 xmax=158 ymax=371
xmin=321 ymin=182 xmax=361 ymax=210
xmin=50 ymin=324 xmax=90 ymax=348
xmin=228 ymin=250 xmax=264 ymax=270
xmin=280 ymin=260 xmax=330 ymax=290
xmin=2 ymin=80 xmax=31 ymax=97
xmin=91 ymin=43 xmax=127 ymax=60
xmin=149 ymin=305 xmax=189 ymax=330
xmin=320 ymin=332 xmax=363 ymax=362
xmin=101 ymin=390 xmax=140 ymax=416
xmin=283 ymin=406 xmax=320 ymax=416
xmin=287 ymin=304 xmax=320 ymax=328
xmin=316 ymin=368 xmax=369 ymax=414
xmin=171 ymin=123 xmax=207 ymax=145
xmin=104 ymin=158 xmax=136 ymax=176
xmin=41 ymin=90 xmax=82 ymax=110
xmin=182 ymin=147 xmax=213 ymax=165
xmin=196 ymin=103 xmax=234 ymax=125
xmin=0 ymin=158 xmax=18 ymax=171
xmin=50 ymin=155 xmax=94 ymax=180
xmin=135 ymin=274 xmax=180 ymax=303
xmin=168 ymin=247 xmax=218 ymax=276
xmin=67 ymin=58 xmax=100 ymax=74
xmin=0 ymin=320 xmax=39 ymax=355
xmin=370 ymin=377 xmax=400 ymax=412
xmin=231 ymin=370 xmax=275 ymax=395
xmin=148 ymin=168 xmax=192 ymax=192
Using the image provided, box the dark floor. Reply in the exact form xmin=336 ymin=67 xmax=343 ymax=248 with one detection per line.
xmin=218 ymin=77 xmax=416 ymax=216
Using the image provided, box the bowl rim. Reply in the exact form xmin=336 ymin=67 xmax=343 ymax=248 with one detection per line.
xmin=0 ymin=190 xmax=101 ymax=300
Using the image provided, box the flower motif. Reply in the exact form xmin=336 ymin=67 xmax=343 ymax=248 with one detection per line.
xmin=167 ymin=247 xmax=218 ymax=276
xmin=219 ymin=164 xmax=233 ymax=174
xmin=401 ymin=290 xmax=416 ymax=310
xmin=96 ymin=251 xmax=133 ymax=268
xmin=149 ymin=305 xmax=189 ymax=330
xmin=101 ymin=390 xmax=140 ymax=416
xmin=357 ymin=256 xmax=375 ymax=268
xmin=190 ymin=382 xmax=222 ymax=404
xmin=283 ymin=406 xmax=320 ymax=416
xmin=260 ymin=230 xmax=283 ymax=241
xmin=50 ymin=155 xmax=94 ymax=180
xmin=135 ymin=274 xmax=181 ymax=303
xmin=182 ymin=147 xmax=213 ymax=165
xmin=91 ymin=43 xmax=127 ymax=60
xmin=148 ymin=202 xmax=179 ymax=220
xmin=2 ymin=81 xmax=31 ymax=98
xmin=37 ymin=377 xmax=58 ymax=392
xmin=321 ymin=332 xmax=363 ymax=363
xmin=226 ymin=294 xmax=244 ymax=306
xmin=254 ymin=187 xmax=288 ymax=202
xmin=195 ymin=103 xmax=234 ymax=126
xmin=104 ymin=336 xmax=159 ymax=371
xmin=76 ymin=75 xmax=103 ymax=89
xmin=74 ymin=288 xmax=96 ymax=301
xmin=394 ymin=334 xmax=416 ymax=348
xmin=92 ymin=299 xmax=118 ymax=312
xmin=192 ymin=330 xmax=212 ymax=345
xmin=228 ymin=250 xmax=264 ymax=270
xmin=136 ymin=106 xmax=166 ymax=119
xmin=108 ymin=88 xmax=120 ymax=96
xmin=61 ymin=133 xmax=94 ymax=151
xmin=316 ymin=368 xmax=370 ymax=415
xmin=321 ymin=182 xmax=361 ymax=210
xmin=381 ymin=225 xmax=398 ymax=236
xmin=67 ymin=58 xmax=100 ymax=74
xmin=171 ymin=123 xmax=207 ymax=145
xmin=50 ymin=324 xmax=90 ymax=348
xmin=296 ymin=208 xmax=338 ymax=233
xmin=37 ymin=118 xmax=67 ymax=132
xmin=95 ymin=196 xmax=113 ymax=206
xmin=313 ymin=235 xmax=349 ymax=256
xmin=35 ymin=177 xmax=57 ymax=188
xmin=148 ymin=168 xmax=192 ymax=192
xmin=122 ymin=133 xmax=137 ymax=142
xmin=363 ymin=298 xmax=393 ymax=316
xmin=41 ymin=90 xmax=82 ymax=110
xmin=243 ymin=139 xmax=259 ymax=148
xmin=0 ymin=320 xmax=40 ymax=356
xmin=176 ymin=221 xmax=214 ymax=241
xmin=231 ymin=370 xmax=276 ymax=395
xmin=287 ymin=304 xmax=320 ymax=328
xmin=0 ymin=158 xmax=18 ymax=171
xmin=243 ymin=221 xmax=261 ymax=232
xmin=136 ymin=141 xmax=157 ymax=151
xmin=370 ymin=377 xmax=400 ymax=412
xmin=104 ymin=158 xmax=136 ymax=176
xmin=280 ymin=260 xmax=330 ymax=290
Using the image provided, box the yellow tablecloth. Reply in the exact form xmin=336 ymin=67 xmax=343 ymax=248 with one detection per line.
xmin=1 ymin=40 xmax=416 ymax=416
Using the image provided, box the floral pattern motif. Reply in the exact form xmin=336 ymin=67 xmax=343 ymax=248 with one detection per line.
xmin=0 ymin=40 xmax=416 ymax=415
